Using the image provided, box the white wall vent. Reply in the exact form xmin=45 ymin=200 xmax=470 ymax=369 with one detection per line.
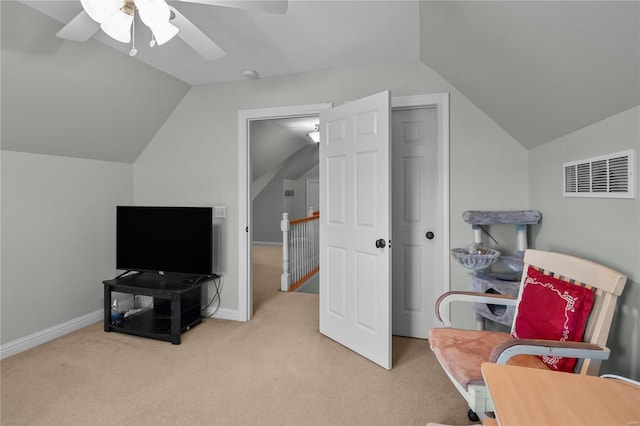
xmin=284 ymin=189 xmax=295 ymax=197
xmin=563 ymin=150 xmax=635 ymax=198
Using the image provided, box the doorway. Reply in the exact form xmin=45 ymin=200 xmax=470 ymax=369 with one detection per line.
xmin=250 ymin=115 xmax=322 ymax=310
xmin=238 ymin=103 xmax=332 ymax=321
xmin=237 ymin=95 xmax=449 ymax=335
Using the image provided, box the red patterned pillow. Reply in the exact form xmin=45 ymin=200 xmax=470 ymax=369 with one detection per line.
xmin=512 ymin=266 xmax=595 ymax=372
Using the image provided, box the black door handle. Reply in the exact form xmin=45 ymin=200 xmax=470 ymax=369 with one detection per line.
xmin=426 ymin=231 xmax=435 ymax=240
xmin=375 ymin=239 xmax=386 ymax=248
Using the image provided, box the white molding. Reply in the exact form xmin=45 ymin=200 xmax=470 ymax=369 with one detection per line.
xmin=238 ymin=103 xmax=333 ymax=322
xmin=1 ymin=305 xmax=243 ymax=359
xmin=1 ymin=310 xmax=103 ymax=360
xmin=204 ymin=306 xmax=242 ymax=321
xmin=252 ymin=241 xmax=283 ymax=247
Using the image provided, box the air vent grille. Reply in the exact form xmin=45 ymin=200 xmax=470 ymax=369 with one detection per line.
xmin=284 ymin=189 xmax=295 ymax=197
xmin=563 ymin=150 xmax=634 ymax=198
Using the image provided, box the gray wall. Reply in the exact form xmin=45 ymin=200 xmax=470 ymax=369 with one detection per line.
xmin=529 ymin=106 xmax=640 ymax=379
xmin=252 ymin=145 xmax=319 ymax=244
xmin=133 ymin=61 xmax=529 ymax=326
xmin=1 ymin=151 xmax=133 ymax=344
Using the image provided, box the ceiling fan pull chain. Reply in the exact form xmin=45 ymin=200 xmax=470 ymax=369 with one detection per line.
xmin=129 ymin=9 xmax=137 ymax=57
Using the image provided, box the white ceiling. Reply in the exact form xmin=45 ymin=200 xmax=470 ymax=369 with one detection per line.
xmin=22 ymin=0 xmax=421 ymax=86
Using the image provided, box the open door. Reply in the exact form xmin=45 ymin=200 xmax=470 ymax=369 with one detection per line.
xmin=319 ymin=91 xmax=392 ymax=370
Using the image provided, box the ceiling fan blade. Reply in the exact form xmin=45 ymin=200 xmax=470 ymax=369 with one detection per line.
xmin=56 ymin=10 xmax=101 ymax=42
xmin=169 ymin=7 xmax=226 ymax=61
xmin=179 ymin=0 xmax=288 ymax=15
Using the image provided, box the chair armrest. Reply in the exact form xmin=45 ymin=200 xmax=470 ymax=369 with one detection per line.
xmin=435 ymin=291 xmax=517 ymax=327
xmin=489 ymin=338 xmax=610 ymax=364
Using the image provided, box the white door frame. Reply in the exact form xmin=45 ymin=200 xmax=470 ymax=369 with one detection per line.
xmin=237 ymin=94 xmax=449 ymax=323
xmin=238 ymin=103 xmax=332 ymax=321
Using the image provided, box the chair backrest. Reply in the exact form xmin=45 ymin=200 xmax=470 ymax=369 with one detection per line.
xmin=511 ymin=249 xmax=627 ymax=375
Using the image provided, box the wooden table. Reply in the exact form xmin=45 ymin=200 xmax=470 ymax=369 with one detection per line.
xmin=481 ymin=362 xmax=640 ymax=425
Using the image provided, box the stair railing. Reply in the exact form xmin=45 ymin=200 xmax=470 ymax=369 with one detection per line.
xmin=281 ymin=207 xmax=319 ymax=292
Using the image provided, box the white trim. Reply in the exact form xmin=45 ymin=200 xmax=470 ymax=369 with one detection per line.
xmin=204 ymin=307 xmax=243 ymax=321
xmin=391 ymin=93 xmax=451 ymax=323
xmin=1 ymin=305 xmax=244 ymax=359
xmin=238 ymin=103 xmax=333 ymax=322
xmin=1 ymin=309 xmax=103 ymax=359
xmin=252 ymin=241 xmax=283 ymax=247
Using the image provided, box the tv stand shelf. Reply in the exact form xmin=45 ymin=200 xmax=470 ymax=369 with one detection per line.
xmin=103 ymin=272 xmax=210 ymax=344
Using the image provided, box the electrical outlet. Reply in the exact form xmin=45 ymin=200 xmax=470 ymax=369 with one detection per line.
xmin=214 ymin=205 xmax=226 ymax=219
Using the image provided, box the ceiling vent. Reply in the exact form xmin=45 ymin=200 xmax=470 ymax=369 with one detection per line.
xmin=563 ymin=150 xmax=635 ymax=198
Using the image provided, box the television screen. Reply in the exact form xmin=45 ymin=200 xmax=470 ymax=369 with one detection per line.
xmin=116 ymin=206 xmax=213 ymax=276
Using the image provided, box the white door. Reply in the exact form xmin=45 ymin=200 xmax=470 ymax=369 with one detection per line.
xmin=319 ymin=91 xmax=392 ymax=370
xmin=391 ymin=107 xmax=440 ymax=338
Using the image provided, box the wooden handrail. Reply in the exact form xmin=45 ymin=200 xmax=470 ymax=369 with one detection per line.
xmin=289 ymin=266 xmax=320 ymax=292
xmin=290 ymin=213 xmax=319 ymax=226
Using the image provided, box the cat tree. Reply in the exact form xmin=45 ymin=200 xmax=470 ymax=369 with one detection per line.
xmin=451 ymin=210 xmax=541 ymax=329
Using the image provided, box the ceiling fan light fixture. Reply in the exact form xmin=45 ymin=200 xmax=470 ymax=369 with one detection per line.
xmin=307 ymin=131 xmax=320 ymax=144
xmin=101 ymin=10 xmax=134 ymax=43
xmin=64 ymin=0 xmax=289 ymax=60
xmin=80 ymin=0 xmax=123 ymax=23
xmin=136 ymin=0 xmax=178 ymax=45
xmin=307 ymin=123 xmax=320 ymax=143
xmin=150 ymin=22 xmax=179 ymax=45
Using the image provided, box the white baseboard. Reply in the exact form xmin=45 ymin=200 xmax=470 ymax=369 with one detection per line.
xmin=1 ymin=309 xmax=103 ymax=360
xmin=252 ymin=241 xmax=282 ymax=247
xmin=1 ymin=304 xmax=244 ymax=359
xmin=204 ymin=306 xmax=243 ymax=321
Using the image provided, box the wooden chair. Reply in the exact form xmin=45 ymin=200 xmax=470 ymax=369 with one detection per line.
xmin=428 ymin=249 xmax=627 ymax=421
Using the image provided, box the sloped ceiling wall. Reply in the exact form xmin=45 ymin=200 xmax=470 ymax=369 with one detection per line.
xmin=419 ymin=1 xmax=640 ymax=149
xmin=1 ymin=1 xmax=190 ymax=163
xmin=4 ymin=1 xmax=638 ymax=162
xmin=250 ymin=119 xmax=312 ymax=180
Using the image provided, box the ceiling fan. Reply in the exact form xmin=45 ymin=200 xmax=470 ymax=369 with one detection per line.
xmin=56 ymin=0 xmax=288 ymax=60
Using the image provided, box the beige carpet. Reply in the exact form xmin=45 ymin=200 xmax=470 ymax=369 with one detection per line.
xmin=1 ymin=245 xmax=472 ymax=425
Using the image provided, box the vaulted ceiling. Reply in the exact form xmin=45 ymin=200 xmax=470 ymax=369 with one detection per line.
xmin=2 ymin=1 xmax=638 ymax=162
xmin=419 ymin=1 xmax=640 ymax=150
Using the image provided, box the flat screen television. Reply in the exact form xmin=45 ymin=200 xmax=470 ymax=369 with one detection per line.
xmin=116 ymin=206 xmax=213 ymax=276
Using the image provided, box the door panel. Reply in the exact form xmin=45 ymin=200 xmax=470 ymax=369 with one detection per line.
xmin=319 ymin=91 xmax=392 ymax=370
xmin=327 ymin=245 xmax=347 ymax=317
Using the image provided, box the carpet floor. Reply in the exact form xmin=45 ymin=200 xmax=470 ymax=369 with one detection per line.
xmin=0 ymin=245 xmax=472 ymax=425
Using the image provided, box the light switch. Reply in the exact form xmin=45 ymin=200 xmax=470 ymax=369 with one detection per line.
xmin=214 ymin=205 xmax=226 ymax=219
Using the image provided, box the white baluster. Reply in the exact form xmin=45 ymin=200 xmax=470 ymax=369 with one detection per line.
xmin=313 ymin=219 xmax=319 ymax=269
xmin=293 ymin=225 xmax=299 ymax=283
xmin=303 ymin=221 xmax=309 ymax=276
xmin=281 ymin=213 xmax=290 ymax=292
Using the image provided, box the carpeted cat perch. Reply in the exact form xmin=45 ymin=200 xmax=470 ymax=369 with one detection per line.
xmin=451 ymin=210 xmax=541 ymax=329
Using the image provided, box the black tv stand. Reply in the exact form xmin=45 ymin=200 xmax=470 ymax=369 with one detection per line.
xmin=103 ymin=272 xmax=211 ymax=344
